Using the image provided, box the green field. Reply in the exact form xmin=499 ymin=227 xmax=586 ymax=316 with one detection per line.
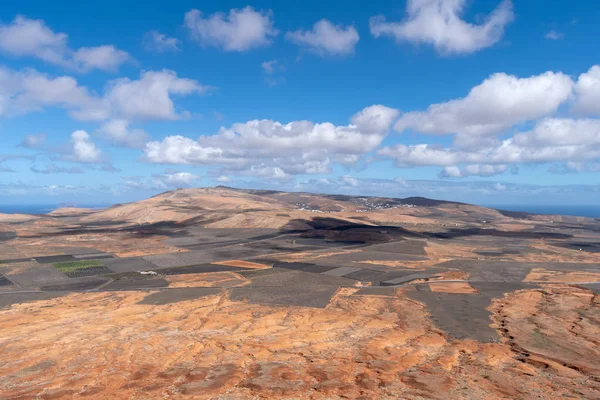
xmin=53 ymin=260 xmax=104 ymax=272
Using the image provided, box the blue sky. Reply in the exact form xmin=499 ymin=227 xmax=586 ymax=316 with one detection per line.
xmin=1 ymin=0 xmax=599 ymax=206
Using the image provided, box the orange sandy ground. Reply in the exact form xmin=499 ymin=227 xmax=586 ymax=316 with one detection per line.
xmin=524 ymin=268 xmax=600 ymax=283
xmin=428 ymin=282 xmax=479 ymax=294
xmin=1 ymin=286 xmax=598 ymax=399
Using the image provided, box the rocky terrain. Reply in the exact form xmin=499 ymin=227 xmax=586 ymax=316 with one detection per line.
xmin=0 ymin=187 xmax=598 ymax=399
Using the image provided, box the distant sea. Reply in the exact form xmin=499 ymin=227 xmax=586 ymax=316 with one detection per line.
xmin=0 ymin=205 xmax=59 ymax=214
xmin=489 ymin=204 xmax=600 ymax=218
xmin=0 ymin=204 xmax=107 ymax=215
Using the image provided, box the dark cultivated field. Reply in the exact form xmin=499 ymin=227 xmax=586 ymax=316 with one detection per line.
xmin=0 ymin=231 xmax=16 ymax=241
xmin=0 ymin=274 xmax=13 ymax=287
xmin=35 ymin=255 xmax=76 ymax=263
xmin=409 ymin=282 xmax=537 ymax=341
xmin=40 ymin=277 xmax=110 ymax=291
xmin=138 ymin=288 xmax=222 ymax=305
xmin=550 ymin=241 xmax=600 ymax=253
xmin=0 ymin=257 xmax=34 ymax=263
xmin=64 ymin=265 xmax=114 ymax=278
xmin=103 ymin=277 xmax=169 ymax=290
xmin=156 ymin=264 xmax=249 ymax=275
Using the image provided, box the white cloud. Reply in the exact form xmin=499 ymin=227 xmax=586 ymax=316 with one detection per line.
xmin=153 ymin=170 xmax=200 ymax=188
xmin=216 ymin=175 xmax=231 ymax=183
xmin=379 ymin=144 xmax=466 ymax=167
xmin=144 ymin=136 xmax=224 ymax=165
xmin=0 ymin=15 xmax=68 ymax=65
xmin=64 ymin=130 xmax=103 ymax=163
xmin=184 ymin=7 xmax=278 ymax=51
xmin=261 ymin=59 xmax=280 ymax=74
xmin=1 ymin=67 xmax=210 ymax=128
xmin=545 ymin=30 xmax=564 ymax=40
xmin=439 ymin=165 xmax=461 ymax=178
xmin=439 ymin=164 xmax=507 ymax=178
xmin=285 ymin=19 xmax=359 ymax=56
xmin=20 ymin=133 xmax=47 ymax=149
xmin=351 ymin=105 xmax=400 ymax=134
xmin=72 ymin=45 xmax=133 ymax=72
xmin=513 ymin=118 xmax=600 ymax=147
xmin=0 ymin=67 xmax=96 ymax=117
xmin=97 ymin=119 xmax=149 ymax=148
xmin=0 ymin=16 xmax=132 ymax=72
xmin=369 ymin=0 xmax=514 ymax=55
xmin=143 ymin=30 xmax=181 ymax=53
xmin=341 ymin=175 xmax=360 ymax=187
xmin=248 ymin=165 xmax=291 ymax=180
xmin=99 ymin=70 xmax=211 ymax=121
xmin=548 ymin=162 xmax=600 ymax=174
xmin=143 ymin=105 xmax=399 ymax=176
xmin=368 ymin=65 xmax=600 ymax=175
xmin=573 ymin=65 xmax=600 ymax=116
xmin=394 ymin=71 xmax=574 ymax=137
xmin=380 ymin=117 xmax=600 ymax=169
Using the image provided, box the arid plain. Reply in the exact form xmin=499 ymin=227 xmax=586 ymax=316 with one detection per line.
xmin=0 ymin=187 xmax=599 ymax=399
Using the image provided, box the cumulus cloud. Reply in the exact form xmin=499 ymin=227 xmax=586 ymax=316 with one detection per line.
xmin=63 ymin=130 xmax=103 ymax=163
xmin=512 ymin=118 xmax=600 ymax=147
xmin=394 ymin=71 xmax=574 ymax=137
xmin=0 ymin=67 xmax=99 ymax=118
xmin=439 ymin=164 xmax=507 ymax=178
xmin=573 ymin=65 xmax=600 ymax=116
xmin=548 ymin=162 xmax=600 ymax=174
xmin=380 ymin=117 xmax=600 ymax=170
xmin=93 ymin=70 xmax=211 ymax=121
xmin=369 ymin=0 xmax=514 ymax=55
xmin=143 ymin=30 xmax=181 ymax=53
xmin=72 ymin=45 xmax=133 ymax=72
xmin=216 ymin=175 xmax=231 ymax=183
xmin=143 ymin=105 xmax=399 ymax=177
xmin=96 ymin=119 xmax=149 ymax=148
xmin=0 ymin=16 xmax=132 ymax=71
xmin=382 ymin=66 xmax=600 ymax=176
xmin=184 ymin=7 xmax=278 ymax=51
xmin=153 ymin=170 xmax=200 ymax=188
xmin=248 ymin=165 xmax=291 ymax=180
xmin=341 ymin=175 xmax=360 ymax=187
xmin=285 ymin=19 xmax=359 ymax=56
xmin=0 ymin=15 xmax=68 ymax=65
xmin=20 ymin=133 xmax=47 ymax=149
xmin=351 ymin=105 xmax=400 ymax=134
xmin=379 ymin=144 xmax=466 ymax=167
xmin=1 ymin=67 xmax=211 ymax=147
